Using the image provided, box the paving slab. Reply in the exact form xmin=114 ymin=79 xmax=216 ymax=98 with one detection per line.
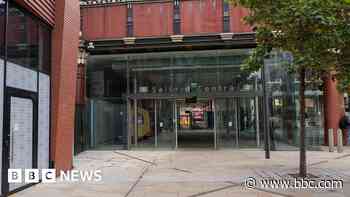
xmin=10 ymin=148 xmax=350 ymax=197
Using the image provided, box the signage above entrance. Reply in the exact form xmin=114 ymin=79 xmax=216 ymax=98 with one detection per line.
xmin=185 ymin=97 xmax=197 ymax=104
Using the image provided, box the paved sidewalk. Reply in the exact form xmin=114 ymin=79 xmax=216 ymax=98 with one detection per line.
xmin=11 ymin=149 xmax=350 ymax=197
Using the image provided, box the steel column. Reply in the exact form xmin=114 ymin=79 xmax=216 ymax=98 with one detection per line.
xmin=154 ymin=100 xmax=158 ymax=148
xmin=213 ymin=99 xmax=217 ymax=150
xmin=174 ymin=101 xmax=178 ymax=149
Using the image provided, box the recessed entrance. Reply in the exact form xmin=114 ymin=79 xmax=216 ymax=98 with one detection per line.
xmin=130 ymin=96 xmax=262 ymax=149
xmin=177 ymin=99 xmax=215 ymax=148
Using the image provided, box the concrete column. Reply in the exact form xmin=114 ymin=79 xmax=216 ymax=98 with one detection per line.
xmin=324 ymin=75 xmax=345 ymax=146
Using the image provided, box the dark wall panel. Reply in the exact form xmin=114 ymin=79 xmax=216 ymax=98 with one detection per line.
xmin=133 ymin=2 xmax=173 ymax=37
xmin=181 ymin=0 xmax=223 ymax=35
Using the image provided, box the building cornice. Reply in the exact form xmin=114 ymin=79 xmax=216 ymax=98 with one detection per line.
xmin=83 ymin=32 xmax=256 ymax=55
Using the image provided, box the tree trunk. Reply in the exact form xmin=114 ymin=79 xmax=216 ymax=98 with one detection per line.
xmin=299 ymin=67 xmax=307 ymax=177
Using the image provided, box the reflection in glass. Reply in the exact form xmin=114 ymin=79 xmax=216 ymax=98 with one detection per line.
xmin=238 ymin=98 xmax=258 ymax=148
xmin=266 ymin=52 xmax=324 ymax=150
xmin=157 ymin=99 xmax=176 ymax=148
xmin=7 ymin=3 xmax=39 ymax=68
xmin=134 ymin=99 xmax=156 ymax=148
xmin=0 ymin=0 xmax=5 ymax=58
xmin=177 ymin=100 xmax=214 ymax=148
xmin=216 ymin=98 xmax=238 ymax=148
xmin=38 ymin=25 xmax=51 ymax=73
xmin=89 ymin=99 xmax=127 ymax=150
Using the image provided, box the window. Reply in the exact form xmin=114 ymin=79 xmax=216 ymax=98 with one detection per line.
xmin=5 ymin=2 xmax=52 ymax=73
xmin=7 ymin=3 xmax=39 ymax=69
xmin=38 ymin=24 xmax=51 ymax=73
xmin=0 ymin=0 xmax=5 ymax=58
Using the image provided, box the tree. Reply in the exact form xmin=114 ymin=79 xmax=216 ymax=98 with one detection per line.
xmin=230 ymin=0 xmax=350 ymax=177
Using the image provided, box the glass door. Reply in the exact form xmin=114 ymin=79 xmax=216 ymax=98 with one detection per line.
xmin=176 ymin=99 xmax=215 ymax=149
xmin=156 ymin=99 xmax=176 ymax=149
xmin=216 ymin=97 xmax=262 ymax=149
xmin=216 ymin=98 xmax=238 ymax=148
xmin=237 ymin=97 xmax=260 ymax=148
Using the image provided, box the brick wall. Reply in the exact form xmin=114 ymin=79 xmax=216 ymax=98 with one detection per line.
xmin=181 ymin=0 xmax=223 ymax=35
xmin=81 ymin=5 xmax=127 ymax=40
xmin=133 ymin=2 xmax=173 ymax=37
xmin=51 ymin=0 xmax=80 ymax=172
xmin=81 ymin=0 xmax=253 ymax=40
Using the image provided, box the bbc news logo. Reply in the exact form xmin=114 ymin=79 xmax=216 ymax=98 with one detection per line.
xmin=8 ymin=169 xmax=102 ymax=183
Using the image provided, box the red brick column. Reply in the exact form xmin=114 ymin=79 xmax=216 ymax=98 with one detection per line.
xmin=51 ymin=0 xmax=80 ymax=172
xmin=324 ymin=75 xmax=345 ymax=146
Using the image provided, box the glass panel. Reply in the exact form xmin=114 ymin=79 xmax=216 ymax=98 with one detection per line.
xmin=177 ymin=99 xmax=214 ymax=148
xmin=216 ymin=98 xmax=238 ymax=148
xmin=126 ymin=49 xmax=259 ymax=97
xmin=134 ymin=99 xmax=155 ymax=148
xmin=90 ymin=99 xmax=127 ymax=150
xmin=87 ymin=58 xmax=127 ymax=98
xmin=38 ymin=24 xmax=51 ymax=73
xmin=135 ymin=70 xmax=171 ymax=94
xmin=0 ymin=35 xmax=3 ymax=193
xmin=265 ymin=52 xmax=324 ymax=150
xmin=157 ymin=99 xmax=176 ymax=149
xmin=238 ymin=97 xmax=258 ymax=148
xmin=7 ymin=2 xmax=39 ymax=68
xmin=0 ymin=0 xmax=5 ymax=58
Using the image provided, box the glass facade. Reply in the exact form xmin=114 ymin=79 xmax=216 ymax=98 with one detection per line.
xmin=265 ymin=52 xmax=324 ymax=150
xmin=84 ymin=49 xmax=324 ymax=151
xmin=0 ymin=1 xmax=52 ymax=194
xmin=7 ymin=1 xmax=51 ymax=73
xmin=0 ymin=0 xmax=4 ymax=58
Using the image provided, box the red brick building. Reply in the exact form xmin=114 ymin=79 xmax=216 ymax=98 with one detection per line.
xmin=76 ymin=0 xmax=347 ymax=153
xmin=0 ymin=0 xmax=80 ymax=195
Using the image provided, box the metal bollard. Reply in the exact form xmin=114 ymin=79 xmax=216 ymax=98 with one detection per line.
xmin=329 ymin=128 xmax=334 ymax=152
xmin=337 ymin=129 xmax=343 ymax=153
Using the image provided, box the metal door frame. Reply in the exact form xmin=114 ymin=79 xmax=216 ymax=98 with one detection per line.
xmin=2 ymin=87 xmax=38 ymax=195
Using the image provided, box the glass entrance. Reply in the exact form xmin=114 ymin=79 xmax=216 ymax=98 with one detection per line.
xmin=216 ymin=97 xmax=262 ymax=148
xmin=131 ymin=99 xmax=176 ymax=149
xmin=176 ymin=99 xmax=215 ymax=148
xmin=131 ymin=97 xmax=262 ymax=149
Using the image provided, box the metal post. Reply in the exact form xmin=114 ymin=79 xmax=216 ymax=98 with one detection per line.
xmin=255 ymin=76 xmax=260 ymax=148
xmin=337 ymin=129 xmax=343 ymax=153
xmin=90 ymin=100 xmax=95 ymax=148
xmin=127 ymin=99 xmax=132 ymax=150
xmin=133 ymin=76 xmax=138 ymax=147
xmin=328 ymin=128 xmax=334 ymax=152
xmin=262 ymin=60 xmax=270 ymax=159
xmin=255 ymin=77 xmax=260 ymax=148
xmin=213 ymin=99 xmax=217 ymax=150
xmin=235 ymin=98 xmax=239 ymax=148
xmin=154 ymin=100 xmax=158 ymax=148
xmin=174 ymin=101 xmax=178 ymax=149
xmin=255 ymin=97 xmax=260 ymax=148
xmin=134 ymin=99 xmax=138 ymax=147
